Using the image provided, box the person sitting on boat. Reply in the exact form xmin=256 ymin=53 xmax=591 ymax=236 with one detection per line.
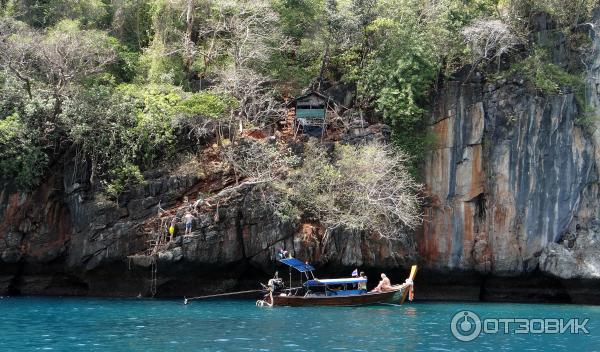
xmin=371 ymin=273 xmax=393 ymax=292
xmin=277 ymin=248 xmax=289 ymax=259
xmin=358 ymin=272 xmax=367 ymax=292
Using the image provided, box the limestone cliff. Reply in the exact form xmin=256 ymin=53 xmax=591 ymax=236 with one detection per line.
xmin=421 ymin=78 xmax=594 ymax=274
xmin=4 ymin=13 xmax=600 ymax=303
xmin=419 ymin=12 xmax=600 ymax=303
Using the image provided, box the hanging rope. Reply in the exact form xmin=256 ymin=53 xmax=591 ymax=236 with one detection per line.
xmin=150 ymin=257 xmax=158 ymax=297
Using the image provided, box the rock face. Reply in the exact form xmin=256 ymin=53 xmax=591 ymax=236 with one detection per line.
xmin=537 ymin=10 xmax=600 ymax=283
xmin=420 ymin=80 xmax=594 ymax=274
xmin=0 ymin=155 xmax=414 ymax=297
xmin=539 ymin=220 xmax=600 ymax=280
xmin=0 ymin=158 xmax=203 ymax=296
xmin=419 ymin=12 xmax=600 ymax=302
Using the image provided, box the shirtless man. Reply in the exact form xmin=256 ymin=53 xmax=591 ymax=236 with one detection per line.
xmin=371 ymin=273 xmax=393 ymax=292
xmin=184 ymin=211 xmax=196 ymax=235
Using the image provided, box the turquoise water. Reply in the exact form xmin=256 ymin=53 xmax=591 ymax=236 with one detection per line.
xmin=0 ymin=297 xmax=599 ymax=351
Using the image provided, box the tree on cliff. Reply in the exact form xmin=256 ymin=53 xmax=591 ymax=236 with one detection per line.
xmin=461 ymin=18 xmax=522 ymax=76
xmin=0 ymin=19 xmax=117 ymax=116
xmin=211 ymin=0 xmax=290 ymax=128
xmin=292 ymin=141 xmax=422 ymax=238
xmin=222 ymin=138 xmax=299 ymax=185
xmin=220 ymin=138 xmax=421 ymax=238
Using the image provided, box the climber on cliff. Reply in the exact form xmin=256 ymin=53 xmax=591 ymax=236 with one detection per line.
xmin=184 ymin=211 xmax=196 ymax=235
xmin=169 ymin=217 xmax=177 ymax=242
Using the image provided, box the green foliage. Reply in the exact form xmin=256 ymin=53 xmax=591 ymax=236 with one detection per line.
xmin=526 ymin=0 xmax=596 ymax=26
xmin=508 ymin=48 xmax=584 ymax=95
xmin=291 ymin=141 xmax=340 ymax=217
xmin=116 ymin=84 xmax=183 ymax=167
xmin=104 ymin=162 xmax=145 ymax=200
xmin=0 ymin=114 xmax=47 ymax=188
xmin=61 ymin=86 xmax=138 ymax=179
xmin=61 ymin=83 xmax=227 ymax=196
xmin=266 ymin=47 xmax=322 ymax=90
xmin=355 ymin=7 xmax=439 ymax=166
xmin=58 ymin=81 xmax=237 ymax=195
xmin=14 ymin=0 xmax=109 ymax=29
xmin=272 ymin=0 xmax=322 ymax=41
xmin=0 ymin=73 xmax=26 ymax=120
xmin=0 ymin=0 xmax=17 ymax=17
xmin=109 ymin=43 xmax=141 ymax=83
xmin=270 ymin=0 xmax=345 ymax=91
xmin=574 ymin=104 xmax=600 ymax=131
xmin=175 ymin=92 xmax=238 ymax=120
xmin=108 ymin=0 xmax=153 ymax=51
xmin=137 ymin=40 xmax=186 ymax=84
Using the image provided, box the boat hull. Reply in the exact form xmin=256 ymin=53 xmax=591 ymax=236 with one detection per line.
xmin=271 ymin=287 xmax=406 ymax=307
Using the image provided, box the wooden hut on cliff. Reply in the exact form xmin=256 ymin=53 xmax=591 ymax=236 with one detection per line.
xmin=287 ymin=90 xmax=335 ymax=138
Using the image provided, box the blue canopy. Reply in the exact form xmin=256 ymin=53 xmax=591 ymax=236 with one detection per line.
xmin=278 ymin=258 xmax=315 ymax=273
xmin=304 ymin=278 xmax=367 ymax=286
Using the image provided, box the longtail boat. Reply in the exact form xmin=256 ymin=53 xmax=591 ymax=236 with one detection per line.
xmin=256 ymin=258 xmax=417 ymax=307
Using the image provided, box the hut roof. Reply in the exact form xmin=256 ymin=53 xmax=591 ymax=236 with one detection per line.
xmin=286 ymin=90 xmax=333 ymax=107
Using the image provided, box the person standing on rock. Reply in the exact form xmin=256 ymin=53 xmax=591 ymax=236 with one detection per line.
xmin=169 ymin=217 xmax=177 ymax=242
xmin=184 ymin=211 xmax=196 ymax=235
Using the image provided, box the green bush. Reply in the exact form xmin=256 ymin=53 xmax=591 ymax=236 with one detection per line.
xmin=356 ymin=15 xmax=438 ymax=169
xmin=175 ymin=92 xmax=238 ymax=120
xmin=104 ymin=163 xmax=145 ymax=200
xmin=509 ymin=48 xmax=584 ymax=95
xmin=0 ymin=114 xmax=48 ymax=189
xmin=137 ymin=40 xmax=185 ymax=85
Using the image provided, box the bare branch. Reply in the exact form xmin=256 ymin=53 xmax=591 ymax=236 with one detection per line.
xmin=462 ymin=18 xmax=521 ymax=74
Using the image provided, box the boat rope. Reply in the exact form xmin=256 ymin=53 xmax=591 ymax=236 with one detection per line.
xmin=183 ymin=289 xmax=264 ymax=304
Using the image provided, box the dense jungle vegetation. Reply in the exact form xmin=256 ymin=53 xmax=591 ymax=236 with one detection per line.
xmin=0 ymin=0 xmax=596 ymax=236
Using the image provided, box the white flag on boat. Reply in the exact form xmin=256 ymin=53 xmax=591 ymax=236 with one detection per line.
xmin=351 ymin=269 xmax=358 ymax=277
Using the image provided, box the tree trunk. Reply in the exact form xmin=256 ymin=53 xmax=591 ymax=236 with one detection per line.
xmin=463 ymin=57 xmax=484 ymax=85
xmin=184 ymin=0 xmax=195 ymax=70
xmin=317 ymin=43 xmax=330 ymax=92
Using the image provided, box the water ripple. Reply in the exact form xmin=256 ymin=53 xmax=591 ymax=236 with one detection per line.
xmin=0 ymin=298 xmax=598 ymax=351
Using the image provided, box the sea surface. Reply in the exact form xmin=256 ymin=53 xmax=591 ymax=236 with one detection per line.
xmin=0 ymin=297 xmax=599 ymax=351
